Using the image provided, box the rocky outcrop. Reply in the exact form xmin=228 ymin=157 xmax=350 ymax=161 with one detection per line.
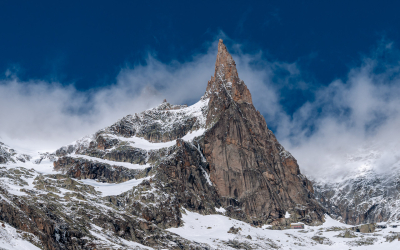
xmin=155 ymin=139 xmax=220 ymax=214
xmin=0 ymin=143 xmax=15 ymax=164
xmin=350 ymin=223 xmax=376 ymax=233
xmin=108 ymin=101 xmax=207 ymax=143
xmin=103 ymin=146 xmax=147 ymax=164
xmin=0 ymin=143 xmax=33 ymax=164
xmin=96 ymin=135 xmax=119 ymax=150
xmin=201 ymin=39 xmax=325 ymax=226
xmin=0 ymin=194 xmax=88 ymax=250
xmin=110 ymin=138 xmax=221 ymax=229
xmin=53 ymin=156 xmax=147 ymax=183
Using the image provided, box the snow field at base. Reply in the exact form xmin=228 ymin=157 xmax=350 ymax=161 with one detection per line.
xmin=78 ymin=176 xmax=151 ymax=197
xmin=0 ymin=221 xmax=41 ymax=250
xmin=0 ymin=176 xmax=33 ymax=196
xmin=168 ymin=209 xmax=400 ymax=250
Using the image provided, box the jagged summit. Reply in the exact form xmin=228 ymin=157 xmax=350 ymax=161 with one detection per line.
xmin=214 ymin=39 xmax=239 ymax=83
xmin=205 ymin=39 xmax=252 ymax=105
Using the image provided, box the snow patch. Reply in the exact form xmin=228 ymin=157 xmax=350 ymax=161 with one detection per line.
xmin=70 ymin=154 xmax=151 ymax=170
xmin=215 ymin=207 xmax=226 ymax=214
xmin=78 ymin=177 xmax=151 ymax=196
xmin=0 ymin=221 xmax=41 ymax=250
xmin=109 ymin=135 xmax=176 ymax=150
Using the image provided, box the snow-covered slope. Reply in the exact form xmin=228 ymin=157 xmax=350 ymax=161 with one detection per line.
xmin=0 ymin=221 xmax=42 ymax=250
xmin=169 ymin=209 xmax=400 ymax=249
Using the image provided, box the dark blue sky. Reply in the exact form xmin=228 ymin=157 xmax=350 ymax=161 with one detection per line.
xmin=1 ymin=1 xmax=399 ymax=102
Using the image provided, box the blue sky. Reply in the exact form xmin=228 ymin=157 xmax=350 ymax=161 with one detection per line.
xmin=2 ymin=1 xmax=400 ymax=179
xmin=2 ymin=1 xmax=400 ymax=90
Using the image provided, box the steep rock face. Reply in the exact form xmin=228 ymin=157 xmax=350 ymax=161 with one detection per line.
xmin=202 ymin=39 xmax=325 ymax=225
xmin=155 ymin=139 xmax=220 ymax=214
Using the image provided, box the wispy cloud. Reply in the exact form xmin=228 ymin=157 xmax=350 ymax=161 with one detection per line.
xmin=273 ymin=43 xmax=400 ymax=180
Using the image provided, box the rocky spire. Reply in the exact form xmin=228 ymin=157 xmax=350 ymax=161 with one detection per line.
xmin=205 ymin=39 xmax=252 ymax=105
xmin=203 ymin=40 xmax=325 ymax=226
xmin=214 ymin=39 xmax=239 ymax=84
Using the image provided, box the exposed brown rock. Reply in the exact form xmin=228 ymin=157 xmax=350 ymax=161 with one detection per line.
xmin=350 ymin=223 xmax=376 ymax=233
xmin=205 ymin=39 xmax=252 ymax=105
xmin=155 ymin=139 xmax=221 ymax=214
xmin=202 ymin=39 xmax=325 ymax=226
xmin=96 ymin=135 xmax=119 ymax=150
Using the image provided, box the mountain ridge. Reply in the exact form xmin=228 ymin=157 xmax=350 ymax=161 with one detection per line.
xmin=0 ymin=40 xmax=333 ymax=249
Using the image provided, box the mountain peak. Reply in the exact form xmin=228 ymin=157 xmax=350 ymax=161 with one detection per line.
xmin=214 ymin=39 xmax=239 ymax=83
xmin=205 ymin=39 xmax=252 ymax=105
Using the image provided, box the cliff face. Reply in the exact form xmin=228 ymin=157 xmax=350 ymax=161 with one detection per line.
xmin=202 ymin=39 xmax=325 ymax=226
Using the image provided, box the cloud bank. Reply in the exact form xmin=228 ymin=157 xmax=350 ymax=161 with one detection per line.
xmin=2 ymin=38 xmax=400 ymax=181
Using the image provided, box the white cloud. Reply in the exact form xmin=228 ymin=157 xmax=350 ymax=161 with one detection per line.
xmin=277 ymin=48 xmax=400 ymax=181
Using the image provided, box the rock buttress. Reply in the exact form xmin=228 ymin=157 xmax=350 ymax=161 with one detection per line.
xmin=202 ymin=39 xmax=325 ymax=226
